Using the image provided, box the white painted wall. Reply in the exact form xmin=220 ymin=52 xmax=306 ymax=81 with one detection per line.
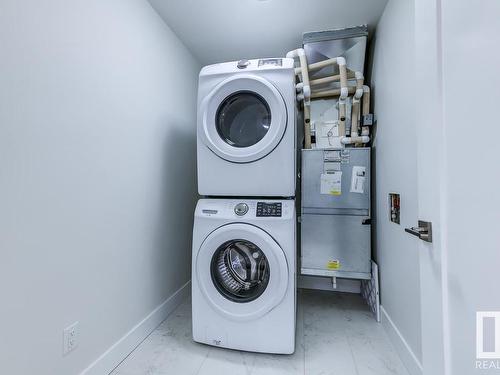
xmin=148 ymin=0 xmax=388 ymax=65
xmin=369 ymin=0 xmax=422 ymax=372
xmin=0 ymin=1 xmax=200 ymax=374
xmin=440 ymin=0 xmax=500 ymax=373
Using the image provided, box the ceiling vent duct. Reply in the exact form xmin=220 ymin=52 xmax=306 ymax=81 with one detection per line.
xmin=302 ymin=25 xmax=368 ymax=79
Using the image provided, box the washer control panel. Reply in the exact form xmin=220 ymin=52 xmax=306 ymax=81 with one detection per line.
xmin=256 ymin=202 xmax=282 ymax=217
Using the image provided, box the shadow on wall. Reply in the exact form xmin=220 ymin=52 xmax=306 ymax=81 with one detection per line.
xmin=152 ymin=122 xmax=198 ymax=294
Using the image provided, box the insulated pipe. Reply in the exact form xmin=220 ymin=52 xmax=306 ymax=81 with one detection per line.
xmin=295 ymin=72 xmax=357 ymax=91
xmin=354 ymin=71 xmax=364 ymax=99
xmin=362 ymin=85 xmax=371 ymax=115
xmin=341 ymin=97 xmax=370 ymax=145
xmin=287 ymin=48 xmax=312 ymax=148
xmin=303 ymin=105 xmax=312 ymax=149
xmin=286 ymin=49 xmax=311 ymax=105
xmin=309 ymin=86 xmax=356 ymax=99
xmin=350 ymin=98 xmax=361 ymax=136
xmin=341 ymin=135 xmax=370 ymax=145
xmin=294 ymin=57 xmax=349 ymax=100
xmin=338 ymin=57 xmax=349 ymax=100
xmin=338 ymin=99 xmax=347 ymax=136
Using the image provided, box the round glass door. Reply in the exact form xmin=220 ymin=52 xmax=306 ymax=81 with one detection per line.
xmin=216 ymin=92 xmax=271 ymax=148
xmin=195 ymin=223 xmax=289 ymax=321
xmin=211 ymin=239 xmax=270 ymax=303
xmin=199 ymin=75 xmax=287 ymax=163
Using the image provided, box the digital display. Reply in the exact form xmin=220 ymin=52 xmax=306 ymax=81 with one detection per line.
xmin=258 ymin=58 xmax=283 ymax=67
xmin=256 ymin=202 xmax=282 ymax=217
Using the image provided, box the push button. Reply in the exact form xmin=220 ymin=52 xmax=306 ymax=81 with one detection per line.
xmin=237 ymin=59 xmax=250 ymax=69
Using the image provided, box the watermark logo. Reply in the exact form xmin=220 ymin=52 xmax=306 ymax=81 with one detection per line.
xmin=476 ymin=311 xmax=500 ymax=370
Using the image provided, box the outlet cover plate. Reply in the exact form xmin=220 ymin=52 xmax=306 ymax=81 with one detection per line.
xmin=63 ymin=321 xmax=79 ymax=355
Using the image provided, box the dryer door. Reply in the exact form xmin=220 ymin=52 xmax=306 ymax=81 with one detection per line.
xmin=196 ymin=223 xmax=289 ymax=321
xmin=199 ymin=74 xmax=287 ymax=163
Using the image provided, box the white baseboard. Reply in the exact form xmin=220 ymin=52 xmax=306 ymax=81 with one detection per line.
xmin=81 ymin=281 xmax=191 ymax=375
xmin=380 ymin=305 xmax=423 ymax=375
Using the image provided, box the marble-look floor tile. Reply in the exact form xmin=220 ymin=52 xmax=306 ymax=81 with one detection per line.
xmin=112 ymin=291 xmax=410 ymax=375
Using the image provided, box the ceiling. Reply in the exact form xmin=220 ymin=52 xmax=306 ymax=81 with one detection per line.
xmin=148 ymin=0 xmax=388 ymax=65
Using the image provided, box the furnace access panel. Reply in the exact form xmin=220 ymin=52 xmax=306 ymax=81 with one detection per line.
xmin=301 ymin=148 xmax=371 ymax=280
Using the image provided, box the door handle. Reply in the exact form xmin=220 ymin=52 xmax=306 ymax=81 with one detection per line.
xmin=405 ymin=220 xmax=432 ymax=243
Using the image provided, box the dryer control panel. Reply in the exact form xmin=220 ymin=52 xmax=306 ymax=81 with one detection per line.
xmin=256 ymin=202 xmax=282 ymax=217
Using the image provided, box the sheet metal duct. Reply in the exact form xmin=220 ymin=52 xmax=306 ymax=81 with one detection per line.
xmin=303 ymin=25 xmax=368 ymax=79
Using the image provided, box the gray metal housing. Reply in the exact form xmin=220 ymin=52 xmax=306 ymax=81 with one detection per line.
xmin=301 ymin=148 xmax=371 ymax=279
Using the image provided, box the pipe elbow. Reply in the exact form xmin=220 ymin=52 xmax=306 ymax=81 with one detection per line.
xmin=296 ymin=82 xmax=304 ymax=92
xmin=355 ymin=88 xmax=364 ymax=99
xmin=286 ymin=48 xmax=304 ymax=59
xmin=363 ymin=85 xmax=371 ymax=94
xmin=355 ymin=71 xmax=364 ymax=80
xmin=336 ymin=56 xmax=347 ymax=66
xmin=341 ymin=135 xmax=370 ymax=145
xmin=340 ymin=87 xmax=349 ymax=99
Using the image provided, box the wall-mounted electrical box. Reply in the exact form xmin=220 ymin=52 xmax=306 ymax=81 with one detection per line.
xmin=389 ymin=193 xmax=400 ymax=224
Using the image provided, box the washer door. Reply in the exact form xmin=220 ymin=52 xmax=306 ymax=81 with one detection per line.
xmin=199 ymin=74 xmax=287 ymax=163
xmin=196 ymin=223 xmax=289 ymax=321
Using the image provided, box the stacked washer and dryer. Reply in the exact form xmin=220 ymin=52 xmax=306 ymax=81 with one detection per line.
xmin=192 ymin=58 xmax=297 ymax=354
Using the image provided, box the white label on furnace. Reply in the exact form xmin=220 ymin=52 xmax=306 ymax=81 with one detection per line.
xmin=350 ymin=166 xmax=366 ymax=194
xmin=320 ymin=172 xmax=342 ymax=195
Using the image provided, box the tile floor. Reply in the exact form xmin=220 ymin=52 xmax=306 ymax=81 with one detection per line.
xmin=111 ymin=290 xmax=409 ymax=375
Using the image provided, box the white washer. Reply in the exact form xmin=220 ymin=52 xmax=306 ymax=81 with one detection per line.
xmin=197 ymin=58 xmax=296 ymax=197
xmin=192 ymin=198 xmax=296 ymax=354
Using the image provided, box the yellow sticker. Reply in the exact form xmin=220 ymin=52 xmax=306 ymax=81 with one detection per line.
xmin=330 ymin=190 xmax=341 ymax=196
xmin=327 ymin=260 xmax=340 ymax=270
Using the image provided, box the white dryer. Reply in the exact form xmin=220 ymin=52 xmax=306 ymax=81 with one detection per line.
xmin=197 ymin=58 xmax=296 ymax=197
xmin=192 ymin=198 xmax=296 ymax=354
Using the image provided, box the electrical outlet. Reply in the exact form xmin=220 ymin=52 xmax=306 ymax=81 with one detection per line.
xmin=63 ymin=321 xmax=79 ymax=355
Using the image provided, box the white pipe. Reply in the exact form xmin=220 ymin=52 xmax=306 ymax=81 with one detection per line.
xmin=287 ymin=48 xmax=312 ymax=148
xmin=303 ymin=105 xmax=312 ymax=149
xmin=336 ymin=57 xmax=348 ymax=100
xmin=351 ymin=97 xmax=360 ymax=136
xmin=341 ymin=95 xmax=371 ymax=144
xmin=354 ymin=71 xmax=364 ymax=99
xmin=287 ymin=48 xmax=311 ymax=105
xmin=294 ymin=57 xmax=349 ymax=101
xmin=341 ymin=135 xmax=370 ymax=144
xmin=310 ymin=86 xmax=356 ymax=99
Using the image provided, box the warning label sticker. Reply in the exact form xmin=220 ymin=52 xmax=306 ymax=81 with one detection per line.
xmin=327 ymin=260 xmax=341 ymax=270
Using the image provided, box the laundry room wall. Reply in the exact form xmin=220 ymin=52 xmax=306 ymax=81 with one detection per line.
xmin=0 ymin=0 xmax=200 ymax=374
xmin=369 ymin=0 xmax=422 ymax=373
